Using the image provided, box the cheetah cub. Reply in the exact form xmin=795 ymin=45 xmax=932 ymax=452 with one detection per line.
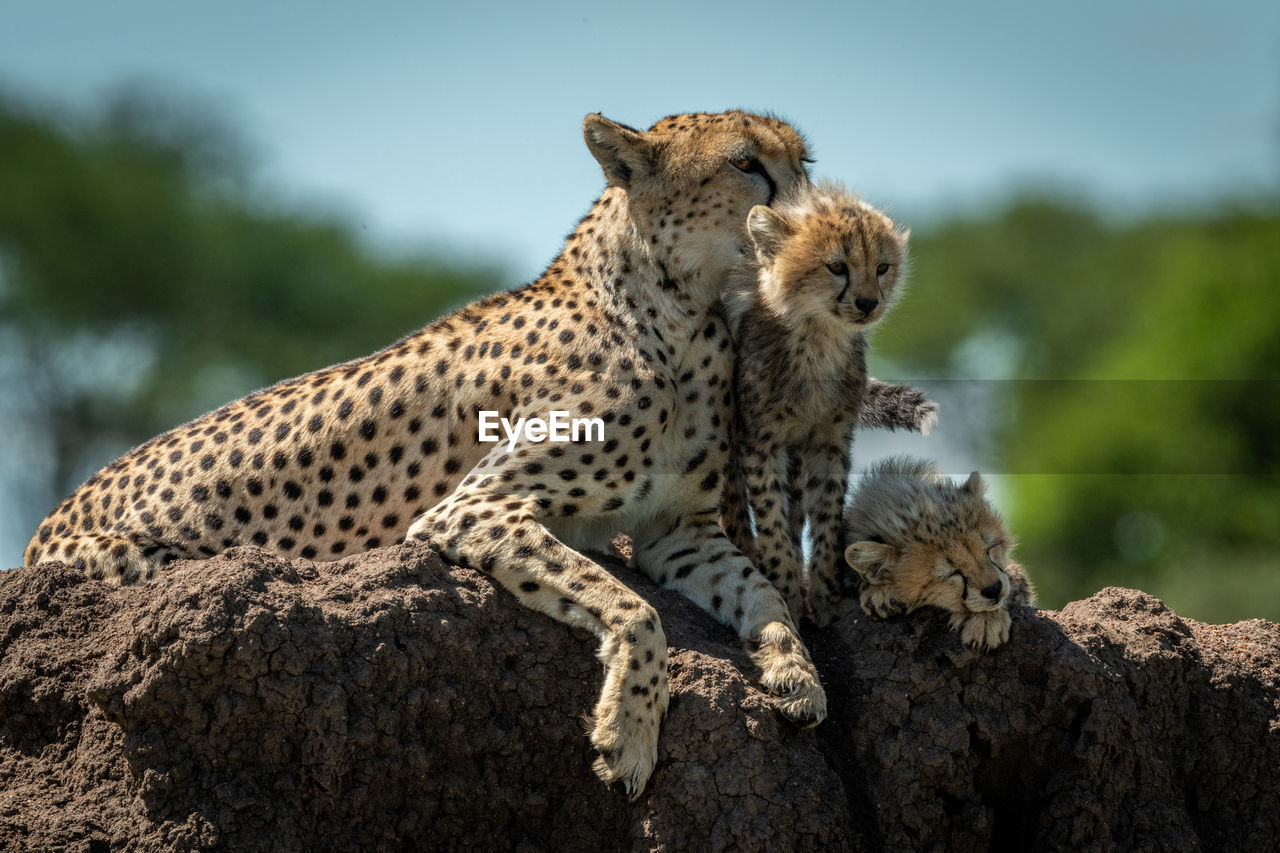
xmin=844 ymin=456 xmax=1034 ymax=650
xmin=724 ymin=182 xmax=933 ymax=625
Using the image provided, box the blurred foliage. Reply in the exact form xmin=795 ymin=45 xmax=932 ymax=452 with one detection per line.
xmin=0 ymin=91 xmax=495 ymax=553
xmin=2 ymin=91 xmax=1276 ymax=623
xmin=876 ymin=199 xmax=1280 ymax=622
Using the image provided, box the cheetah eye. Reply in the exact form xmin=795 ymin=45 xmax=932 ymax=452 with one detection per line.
xmin=730 ymin=156 xmax=777 ymax=203
xmin=827 ymin=261 xmax=848 ymax=277
xmin=875 ymin=262 xmax=891 ymax=276
xmin=987 ymin=545 xmax=1005 ymax=570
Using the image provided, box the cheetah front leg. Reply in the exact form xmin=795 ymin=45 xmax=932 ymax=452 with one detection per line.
xmin=799 ymin=438 xmax=852 ymax=626
xmin=406 ymin=492 xmax=668 ymax=800
xmin=631 ymin=511 xmax=826 ymax=725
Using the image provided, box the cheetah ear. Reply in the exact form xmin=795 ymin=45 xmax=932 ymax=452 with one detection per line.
xmin=960 ymin=471 xmax=985 ymax=496
xmin=746 ymin=205 xmax=792 ymax=261
xmin=844 ymin=539 xmax=897 ymax=583
xmin=584 ymin=114 xmax=651 ymax=190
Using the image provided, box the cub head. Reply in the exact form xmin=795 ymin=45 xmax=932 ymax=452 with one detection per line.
xmin=743 ymin=182 xmax=908 ymax=332
xmin=583 ymin=110 xmax=813 ymax=290
xmin=844 ymin=457 xmax=1015 ymax=618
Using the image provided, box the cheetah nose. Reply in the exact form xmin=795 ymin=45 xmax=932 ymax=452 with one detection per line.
xmin=980 ymin=579 xmax=1005 ymax=601
xmin=854 ymin=297 xmax=879 ymax=314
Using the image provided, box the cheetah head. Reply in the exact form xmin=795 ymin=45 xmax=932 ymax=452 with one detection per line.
xmin=744 ymin=182 xmax=909 ymax=333
xmin=844 ymin=457 xmax=1014 ymax=623
xmin=583 ymin=110 xmax=812 ymax=291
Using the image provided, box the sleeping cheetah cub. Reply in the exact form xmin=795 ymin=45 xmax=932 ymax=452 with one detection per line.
xmin=723 ymin=182 xmax=933 ymax=625
xmin=844 ymin=456 xmax=1034 ymax=650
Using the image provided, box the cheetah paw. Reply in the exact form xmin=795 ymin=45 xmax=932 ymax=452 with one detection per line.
xmin=918 ymin=399 xmax=940 ymax=436
xmin=783 ymin=588 xmax=809 ymax=625
xmin=752 ymin=621 xmax=827 ymax=727
xmin=590 ymin=723 xmax=658 ymax=800
xmin=957 ymin=608 xmax=1012 ymax=651
xmin=859 ymin=584 xmax=904 ymax=620
xmin=806 ymin=577 xmax=842 ymax=627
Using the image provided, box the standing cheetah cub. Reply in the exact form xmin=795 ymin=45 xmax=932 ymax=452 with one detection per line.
xmin=724 ymin=182 xmax=934 ymax=625
xmin=844 ymin=457 xmax=1034 ymax=650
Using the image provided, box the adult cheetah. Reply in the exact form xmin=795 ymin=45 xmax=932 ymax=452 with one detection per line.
xmin=25 ymin=110 xmax=825 ymax=797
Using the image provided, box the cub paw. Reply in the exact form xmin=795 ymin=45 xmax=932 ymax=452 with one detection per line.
xmin=752 ymin=621 xmax=827 ymax=727
xmin=958 ymin=608 xmax=1012 ymax=651
xmin=805 ymin=559 xmax=846 ymax=626
xmin=806 ymin=578 xmax=841 ymax=628
xmin=784 ymin=587 xmax=809 ymax=625
xmin=917 ymin=398 xmax=940 ymax=436
xmin=859 ymin=583 xmax=904 ymax=620
xmin=766 ymin=554 xmax=807 ymax=623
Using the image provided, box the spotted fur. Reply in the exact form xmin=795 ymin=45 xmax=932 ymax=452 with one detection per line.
xmin=26 ymin=110 xmax=829 ymax=798
xmin=844 ymin=456 xmax=1034 ymax=650
xmin=721 ymin=182 xmax=930 ymax=626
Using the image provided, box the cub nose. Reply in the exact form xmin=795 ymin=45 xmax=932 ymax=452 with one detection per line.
xmin=854 ymin=296 xmax=879 ymax=314
xmin=980 ymin=579 xmax=1005 ymax=601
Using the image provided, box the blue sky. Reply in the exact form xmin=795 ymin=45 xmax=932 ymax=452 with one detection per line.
xmin=2 ymin=0 xmax=1277 ymax=278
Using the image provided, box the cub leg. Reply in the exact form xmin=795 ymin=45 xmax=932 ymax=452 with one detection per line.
xmin=799 ymin=438 xmax=852 ymax=626
xmin=719 ymin=453 xmax=757 ymax=561
xmin=785 ymin=449 xmax=806 ymax=559
xmin=742 ymin=445 xmax=806 ymax=619
xmin=858 ymin=379 xmax=939 ymax=434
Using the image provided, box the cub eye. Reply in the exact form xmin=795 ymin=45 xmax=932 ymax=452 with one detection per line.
xmin=875 ymin=262 xmax=891 ymax=276
xmin=731 ymin=157 xmax=761 ymax=173
xmin=827 ymin=261 xmax=848 ymax=276
xmin=987 ymin=546 xmax=1005 ymax=569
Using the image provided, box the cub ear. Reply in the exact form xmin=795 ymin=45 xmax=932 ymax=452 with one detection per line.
xmin=960 ymin=471 xmax=985 ymax=496
xmin=844 ymin=539 xmax=897 ymax=583
xmin=583 ymin=114 xmax=651 ymax=190
xmin=746 ymin=205 xmax=792 ymax=261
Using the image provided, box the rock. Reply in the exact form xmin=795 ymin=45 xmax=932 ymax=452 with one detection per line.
xmin=1 ymin=543 xmax=1276 ymax=851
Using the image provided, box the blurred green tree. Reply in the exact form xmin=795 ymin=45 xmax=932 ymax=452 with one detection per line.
xmin=0 ymin=91 xmax=495 ymax=562
xmin=4 ymin=90 xmax=1276 ymax=623
xmin=875 ymin=200 xmax=1280 ymax=622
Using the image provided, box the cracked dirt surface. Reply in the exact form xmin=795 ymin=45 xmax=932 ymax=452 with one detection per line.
xmin=2 ymin=542 xmax=1277 ymax=851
